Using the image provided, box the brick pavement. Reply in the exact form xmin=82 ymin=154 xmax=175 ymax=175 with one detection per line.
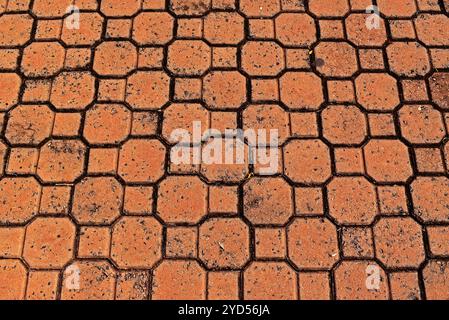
xmin=0 ymin=0 xmax=449 ymax=300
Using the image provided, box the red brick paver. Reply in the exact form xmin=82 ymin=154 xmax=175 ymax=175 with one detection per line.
xmin=0 ymin=0 xmax=448 ymax=301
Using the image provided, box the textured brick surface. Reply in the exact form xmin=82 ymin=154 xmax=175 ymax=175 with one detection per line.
xmin=0 ymin=0 xmax=448 ymax=300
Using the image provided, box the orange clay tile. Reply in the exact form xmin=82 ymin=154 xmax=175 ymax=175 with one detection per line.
xmin=0 ymin=2 xmax=447 ymax=301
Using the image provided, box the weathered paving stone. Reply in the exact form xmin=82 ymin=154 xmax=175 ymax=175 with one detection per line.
xmin=0 ymin=1 xmax=447 ymax=300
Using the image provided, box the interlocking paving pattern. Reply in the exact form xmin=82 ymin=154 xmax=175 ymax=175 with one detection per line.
xmin=0 ymin=0 xmax=449 ymax=300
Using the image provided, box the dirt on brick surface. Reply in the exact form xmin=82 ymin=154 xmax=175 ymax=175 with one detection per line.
xmin=0 ymin=0 xmax=449 ymax=300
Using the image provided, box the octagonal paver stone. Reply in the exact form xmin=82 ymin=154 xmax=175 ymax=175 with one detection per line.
xmin=199 ymin=218 xmax=250 ymax=269
xmin=374 ymin=217 xmax=425 ymax=268
xmin=240 ymin=0 xmax=280 ymax=17
xmin=61 ymin=260 xmax=116 ymax=300
xmin=204 ymin=12 xmax=244 ymax=44
xmin=93 ymin=41 xmax=137 ymax=76
xmin=314 ymin=42 xmax=358 ymax=77
xmin=415 ymin=14 xmax=449 ymax=46
xmin=51 ymin=72 xmax=96 ymax=110
xmin=377 ymin=0 xmax=417 ymax=17
xmin=72 ymin=177 xmax=123 ymax=225
xmin=241 ymin=41 xmax=285 ymax=76
xmin=37 ymin=140 xmax=86 ymax=183
xmin=280 ymin=72 xmax=324 ymax=110
xmin=345 ymin=13 xmax=387 ymax=46
xmin=398 ymin=105 xmax=446 ymax=144
xmin=423 ymin=260 xmax=449 ymax=300
xmin=5 ymin=104 xmax=54 ymax=145
xmin=0 ymin=14 xmax=33 ymax=46
xmin=334 ymin=261 xmax=389 ymax=300
xmin=111 ymin=216 xmax=163 ymax=269
xmin=167 ymin=40 xmax=211 ymax=76
xmin=203 ymin=71 xmax=247 ymax=109
xmin=162 ymin=103 xmax=209 ymax=144
xmin=284 ymin=139 xmax=332 ymax=184
xmin=309 ymin=0 xmax=349 ymax=17
xmin=84 ymin=103 xmax=131 ymax=145
xmin=242 ymin=104 xmax=290 ymax=145
xmin=275 ymin=13 xmax=316 ymax=46
xmin=387 ymin=42 xmax=431 ymax=77
xmin=126 ymin=71 xmax=170 ymax=110
xmin=322 ymin=105 xmax=367 ymax=145
xmin=0 ymin=73 xmax=21 ymax=111
xmin=0 ymin=177 xmax=41 ymax=224
xmin=23 ymin=217 xmax=76 ymax=269
xmin=363 ymin=139 xmax=413 ymax=183
xmin=287 ymin=217 xmax=339 ymax=269
xmin=101 ymin=0 xmax=141 ymax=16
xmin=118 ymin=139 xmax=166 ymax=183
xmin=152 ymin=260 xmax=206 ymax=300
xmin=243 ymin=177 xmax=293 ymax=226
xmin=244 ymin=262 xmax=297 ymax=299
xmin=355 ymin=73 xmax=400 ymax=111
xmin=32 ymin=0 xmax=72 ymax=17
xmin=21 ymin=42 xmax=65 ymax=77
xmin=0 ymin=260 xmax=27 ymax=300
xmin=200 ymin=137 xmax=249 ymax=183
xmin=327 ymin=177 xmax=378 ymax=225
xmin=157 ymin=176 xmax=207 ymax=224
xmin=132 ymin=12 xmax=174 ymax=45
xmin=411 ymin=177 xmax=449 ymax=223
xmin=429 ymin=72 xmax=449 ymax=110
xmin=170 ymin=0 xmax=211 ymax=16
xmin=61 ymin=13 xmax=104 ymax=46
